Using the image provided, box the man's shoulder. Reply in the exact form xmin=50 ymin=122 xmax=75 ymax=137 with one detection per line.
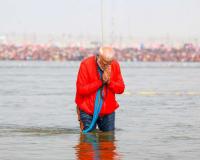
xmin=112 ymin=59 xmax=120 ymax=67
xmin=81 ymin=55 xmax=95 ymax=65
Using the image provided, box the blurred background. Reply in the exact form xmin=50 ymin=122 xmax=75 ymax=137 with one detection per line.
xmin=0 ymin=0 xmax=200 ymax=160
xmin=0 ymin=0 xmax=200 ymax=61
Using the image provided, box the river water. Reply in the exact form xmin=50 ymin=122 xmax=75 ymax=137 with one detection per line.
xmin=0 ymin=61 xmax=200 ymax=160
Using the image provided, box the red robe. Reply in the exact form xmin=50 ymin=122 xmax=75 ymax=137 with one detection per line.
xmin=75 ymin=56 xmax=125 ymax=116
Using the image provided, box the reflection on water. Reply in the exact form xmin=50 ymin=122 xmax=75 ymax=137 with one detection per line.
xmin=75 ymin=131 xmax=119 ymax=160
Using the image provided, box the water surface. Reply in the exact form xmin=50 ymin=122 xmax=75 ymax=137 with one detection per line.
xmin=0 ymin=61 xmax=200 ymax=160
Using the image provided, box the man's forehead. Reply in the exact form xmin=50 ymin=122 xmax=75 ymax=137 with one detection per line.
xmin=99 ymin=54 xmax=112 ymax=63
xmin=99 ymin=46 xmax=115 ymax=61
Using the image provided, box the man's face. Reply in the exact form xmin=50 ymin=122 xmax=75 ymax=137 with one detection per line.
xmin=98 ymin=55 xmax=112 ymax=71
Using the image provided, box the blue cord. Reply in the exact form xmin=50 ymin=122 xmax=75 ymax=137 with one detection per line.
xmin=82 ymin=67 xmax=103 ymax=133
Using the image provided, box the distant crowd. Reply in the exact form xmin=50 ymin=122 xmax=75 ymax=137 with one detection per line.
xmin=0 ymin=43 xmax=200 ymax=62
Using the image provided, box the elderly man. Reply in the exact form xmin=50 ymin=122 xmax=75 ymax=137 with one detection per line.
xmin=75 ymin=46 xmax=125 ymax=132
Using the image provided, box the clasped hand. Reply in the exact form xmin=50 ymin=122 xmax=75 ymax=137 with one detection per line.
xmin=102 ymin=65 xmax=111 ymax=84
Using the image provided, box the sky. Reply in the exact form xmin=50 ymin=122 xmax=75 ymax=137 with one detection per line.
xmin=0 ymin=0 xmax=200 ymax=42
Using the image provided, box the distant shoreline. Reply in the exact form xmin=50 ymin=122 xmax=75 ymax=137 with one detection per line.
xmin=0 ymin=43 xmax=200 ymax=62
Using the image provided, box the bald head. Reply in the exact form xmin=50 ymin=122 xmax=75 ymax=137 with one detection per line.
xmin=99 ymin=46 xmax=115 ymax=61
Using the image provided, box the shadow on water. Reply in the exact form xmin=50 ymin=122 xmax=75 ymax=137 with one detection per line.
xmin=0 ymin=125 xmax=80 ymax=136
xmin=74 ymin=131 xmax=121 ymax=160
